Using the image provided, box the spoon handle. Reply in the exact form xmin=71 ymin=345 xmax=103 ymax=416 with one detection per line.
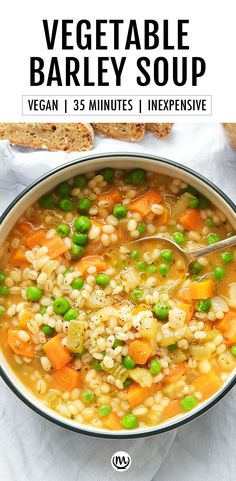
xmin=188 ymin=235 xmax=236 ymax=260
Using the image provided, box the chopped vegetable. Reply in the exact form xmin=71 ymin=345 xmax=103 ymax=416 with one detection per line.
xmin=8 ymin=329 xmax=34 ymax=357
xmin=191 ymin=371 xmax=222 ymax=400
xmin=67 ymin=319 xmax=85 ymax=354
xmin=127 ymin=383 xmax=160 ymax=408
xmin=43 ymin=335 xmax=71 ymax=369
xmin=9 ymin=247 xmax=28 ymax=266
xmin=190 ymin=280 xmax=214 ymax=299
xmin=52 ymin=365 xmax=81 ymax=391
xmin=98 ymin=188 xmax=123 ymax=210
xmin=26 ymin=229 xmax=46 ymax=249
xmin=162 ymin=400 xmax=183 ymax=420
xmin=102 ymin=412 xmax=121 ymax=430
xmin=129 ymin=190 xmax=162 ymax=217
xmin=44 ymin=235 xmax=68 ymax=259
xmin=179 ymin=209 xmax=204 ymax=232
xmin=128 ymin=339 xmax=152 ymax=365
xmin=164 ymin=363 xmax=188 ymax=385
xmin=76 ymin=255 xmax=106 ymax=275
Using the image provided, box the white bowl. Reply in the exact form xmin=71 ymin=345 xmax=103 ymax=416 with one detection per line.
xmin=1 ymin=152 xmax=236 ymax=438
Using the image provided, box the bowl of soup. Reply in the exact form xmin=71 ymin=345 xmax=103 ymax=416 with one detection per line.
xmin=0 ymin=153 xmax=236 ymax=438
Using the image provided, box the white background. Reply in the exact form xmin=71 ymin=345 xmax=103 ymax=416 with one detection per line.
xmin=0 ymin=0 xmax=235 ymax=121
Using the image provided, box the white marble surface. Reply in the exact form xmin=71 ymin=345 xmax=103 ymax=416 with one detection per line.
xmin=0 ymin=124 xmax=236 ymax=481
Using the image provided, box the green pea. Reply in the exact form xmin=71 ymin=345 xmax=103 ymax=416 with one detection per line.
xmin=207 ymin=233 xmax=221 ymax=245
xmin=41 ymin=325 xmax=54 ymax=336
xmin=136 ymin=261 xmax=146 ymax=271
xmin=113 ymin=338 xmax=124 ymax=348
xmin=214 ymin=266 xmax=225 ymax=280
xmin=160 ymin=249 xmax=173 ymax=263
xmin=158 ymin=263 xmax=169 ymax=277
xmin=56 ymin=224 xmax=70 ymax=238
xmin=82 ymin=389 xmax=94 ymax=404
xmin=149 ymin=359 xmax=161 ymax=375
xmin=173 ymin=232 xmax=186 ymax=245
xmin=146 ymin=264 xmax=158 ymax=275
xmin=0 ymin=306 xmax=5 ymax=316
xmin=130 ymin=169 xmax=146 ymax=185
xmin=72 ymin=232 xmax=88 ymax=246
xmin=40 ymin=194 xmax=54 ymax=209
xmin=100 ymin=168 xmax=114 ymax=183
xmin=130 ymin=289 xmax=144 ymax=303
xmin=221 ymin=252 xmax=233 ymax=264
xmin=191 ymin=261 xmax=202 ymax=275
xmin=188 ymin=197 xmax=200 ymax=209
xmin=74 ymin=175 xmax=87 ymax=189
xmin=64 ymin=308 xmax=78 ymax=321
xmin=130 ymin=250 xmax=139 ymax=260
xmin=180 ymin=395 xmax=198 ymax=411
xmin=56 ymin=182 xmax=70 ymax=197
xmin=123 ymin=378 xmax=133 ymax=388
xmin=168 ymin=344 xmax=177 ymax=352
xmin=153 ymin=302 xmax=170 ymax=320
xmin=230 ymin=345 xmax=236 ymax=357
xmin=53 ymin=297 xmax=70 ymax=315
xmin=199 ymin=197 xmax=210 ymax=209
xmin=58 ymin=198 xmax=73 ymax=212
xmin=205 ymin=218 xmax=215 ymax=228
xmin=70 ymin=244 xmax=85 ymax=259
xmin=195 ymin=298 xmax=212 ymax=312
xmin=0 ymin=273 xmax=5 ymax=283
xmin=91 ymin=359 xmax=102 ymax=372
xmin=137 ymin=222 xmax=147 ymax=234
xmin=74 ymin=216 xmax=91 ymax=233
xmin=77 ymin=197 xmax=92 ymax=214
xmin=98 ymin=405 xmax=112 ymax=417
xmin=184 ymin=186 xmax=198 ymax=196
xmin=121 ymin=412 xmax=139 ymax=429
xmin=71 ymin=277 xmax=84 ymax=290
xmin=39 ymin=306 xmax=47 ymax=315
xmin=26 ymin=286 xmax=42 ymax=302
xmin=95 ymin=274 xmax=110 ymax=286
xmin=113 ymin=204 xmax=127 ymax=219
xmin=123 ymin=356 xmax=136 ymax=369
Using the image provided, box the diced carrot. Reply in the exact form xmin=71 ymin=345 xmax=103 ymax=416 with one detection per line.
xmin=129 ymin=190 xmax=162 ymax=217
xmin=7 ymin=329 xmax=34 ymax=357
xmin=155 ymin=206 xmax=169 ymax=226
xmin=26 ymin=229 xmax=46 ymax=249
xmin=178 ymin=288 xmax=192 ymax=303
xmin=176 ymin=302 xmax=194 ymax=323
xmin=162 ymin=400 xmax=183 ymax=420
xmin=102 ymin=412 xmax=121 ymax=431
xmin=164 ymin=363 xmax=188 ymax=385
xmin=179 ymin=209 xmax=204 ymax=232
xmin=192 ymin=371 xmax=222 ymax=400
xmin=76 ymin=255 xmax=106 ymax=275
xmin=51 ymin=365 xmax=81 ymax=391
xmin=128 ymin=339 xmax=152 ymax=365
xmin=98 ymin=188 xmax=123 ymax=210
xmin=190 ymin=280 xmax=214 ymax=299
xmin=18 ymin=308 xmax=33 ymax=328
xmin=204 ymin=320 xmax=212 ymax=332
xmin=127 ymin=383 xmax=161 ymax=408
xmin=16 ymin=222 xmax=33 ymax=235
xmin=8 ymin=247 xmax=28 ymax=267
xmin=132 ymin=303 xmax=149 ymax=315
xmin=44 ymin=236 xmax=68 ymax=259
xmin=217 ymin=312 xmax=236 ymax=345
xmin=43 ymin=335 xmax=71 ymax=370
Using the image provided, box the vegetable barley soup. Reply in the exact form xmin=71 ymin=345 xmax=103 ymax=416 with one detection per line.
xmin=1 ymin=167 xmax=236 ymax=431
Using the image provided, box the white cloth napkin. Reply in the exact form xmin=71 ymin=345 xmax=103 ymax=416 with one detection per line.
xmin=0 ymin=123 xmax=236 ymax=481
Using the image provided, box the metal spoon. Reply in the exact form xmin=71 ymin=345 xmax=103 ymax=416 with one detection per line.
xmin=129 ymin=234 xmax=236 ymax=268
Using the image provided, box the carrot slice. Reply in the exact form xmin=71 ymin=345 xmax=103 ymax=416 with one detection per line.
xmin=164 ymin=363 xmax=188 ymax=385
xmin=102 ymin=412 xmax=121 ymax=431
xmin=8 ymin=247 xmax=28 ymax=266
xmin=128 ymin=339 xmax=152 ymax=365
xmin=190 ymin=280 xmax=214 ymax=299
xmin=217 ymin=312 xmax=236 ymax=345
xmin=44 ymin=236 xmax=68 ymax=259
xmin=127 ymin=383 xmax=161 ymax=408
xmin=16 ymin=222 xmax=33 ymax=235
xmin=129 ymin=191 xmax=162 ymax=217
xmin=76 ymin=255 xmax=106 ymax=275
xmin=176 ymin=302 xmax=194 ymax=323
xmin=51 ymin=365 xmax=81 ymax=391
xmin=162 ymin=400 xmax=183 ymax=420
xmin=98 ymin=188 xmax=123 ymax=210
xmin=179 ymin=209 xmax=204 ymax=232
xmin=8 ymin=329 xmax=34 ymax=357
xmin=26 ymin=229 xmax=46 ymax=249
xmin=192 ymin=371 xmax=222 ymax=400
xmin=43 ymin=335 xmax=71 ymax=369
